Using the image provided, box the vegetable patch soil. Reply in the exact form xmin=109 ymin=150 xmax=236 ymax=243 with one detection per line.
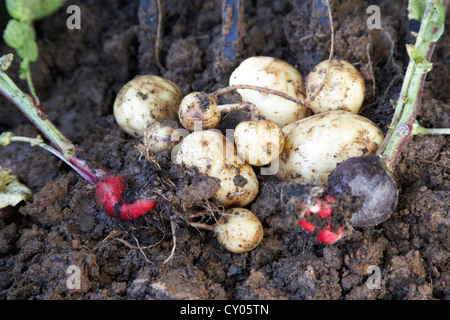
xmin=0 ymin=0 xmax=449 ymax=300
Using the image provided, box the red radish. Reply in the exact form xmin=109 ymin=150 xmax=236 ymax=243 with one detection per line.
xmin=298 ymin=195 xmax=345 ymax=245
xmin=95 ymin=175 xmax=157 ymax=220
xmin=0 ymin=57 xmax=158 ymax=220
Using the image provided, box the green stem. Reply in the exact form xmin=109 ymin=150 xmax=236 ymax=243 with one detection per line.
xmin=0 ymin=57 xmax=110 ymax=185
xmin=377 ymin=0 xmax=447 ymax=172
xmin=0 ymin=69 xmax=74 ymax=159
xmin=23 ymin=60 xmax=40 ymax=104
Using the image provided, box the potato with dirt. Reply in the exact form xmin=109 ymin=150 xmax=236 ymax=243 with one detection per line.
xmin=173 ymin=129 xmax=259 ymax=208
xmin=178 ymin=92 xmax=221 ymax=132
xmin=234 ymin=119 xmax=285 ymax=166
xmin=214 ymin=208 xmax=264 ymax=253
xmin=143 ymin=120 xmax=186 ymax=154
xmin=277 ymin=110 xmax=384 ymax=187
xmin=229 ymin=56 xmax=309 ymax=127
xmin=114 ymin=75 xmax=183 ymax=138
xmin=305 ymin=59 xmax=365 ymax=114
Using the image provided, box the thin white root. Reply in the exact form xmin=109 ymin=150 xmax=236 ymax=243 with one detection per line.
xmin=163 ymin=218 xmax=177 ymax=264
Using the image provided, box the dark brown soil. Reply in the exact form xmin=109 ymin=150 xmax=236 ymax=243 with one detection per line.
xmin=0 ymin=0 xmax=449 ymax=300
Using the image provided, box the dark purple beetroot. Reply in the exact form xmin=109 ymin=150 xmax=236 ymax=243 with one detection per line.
xmin=327 ymin=155 xmax=398 ymax=227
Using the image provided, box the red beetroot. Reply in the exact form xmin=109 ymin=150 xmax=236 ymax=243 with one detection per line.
xmin=95 ymin=175 xmax=157 ymax=220
xmin=298 ymin=195 xmax=345 ymax=245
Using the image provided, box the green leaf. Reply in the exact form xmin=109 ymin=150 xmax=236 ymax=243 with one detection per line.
xmin=3 ymin=20 xmax=38 ymax=63
xmin=5 ymin=0 xmax=33 ymax=22
xmin=424 ymin=1 xmax=446 ymax=42
xmin=408 ymin=0 xmax=426 ymax=20
xmin=3 ymin=19 xmax=26 ymax=50
xmin=6 ymin=0 xmax=66 ymax=22
xmin=32 ymin=0 xmax=66 ymax=21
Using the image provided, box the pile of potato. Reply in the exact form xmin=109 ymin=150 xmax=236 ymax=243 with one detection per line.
xmin=112 ymin=56 xmax=384 ymax=251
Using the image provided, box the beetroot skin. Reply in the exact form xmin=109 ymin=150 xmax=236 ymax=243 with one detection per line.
xmin=327 ymin=155 xmax=398 ymax=227
xmin=95 ymin=175 xmax=157 ymax=220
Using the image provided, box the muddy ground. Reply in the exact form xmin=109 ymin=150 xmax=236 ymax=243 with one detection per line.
xmin=0 ymin=0 xmax=449 ymax=300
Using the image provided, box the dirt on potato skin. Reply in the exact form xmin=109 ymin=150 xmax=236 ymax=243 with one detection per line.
xmin=0 ymin=0 xmax=449 ymax=300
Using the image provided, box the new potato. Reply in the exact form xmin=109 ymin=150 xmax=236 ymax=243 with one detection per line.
xmin=114 ymin=75 xmax=183 ymax=138
xmin=234 ymin=119 xmax=285 ymax=166
xmin=306 ymin=59 xmax=365 ymax=114
xmin=214 ymin=208 xmax=264 ymax=253
xmin=178 ymin=92 xmax=221 ymax=132
xmin=144 ymin=120 xmax=185 ymax=154
xmin=229 ymin=56 xmax=309 ymax=127
xmin=173 ymin=130 xmax=259 ymax=208
xmin=277 ymin=110 xmax=384 ymax=187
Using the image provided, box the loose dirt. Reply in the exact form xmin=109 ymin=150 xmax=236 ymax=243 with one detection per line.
xmin=0 ymin=0 xmax=448 ymax=300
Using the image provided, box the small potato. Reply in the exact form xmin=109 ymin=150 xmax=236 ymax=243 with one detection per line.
xmin=305 ymin=59 xmax=365 ymax=114
xmin=234 ymin=120 xmax=285 ymax=166
xmin=178 ymin=92 xmax=221 ymax=132
xmin=173 ymin=130 xmax=259 ymax=207
xmin=114 ymin=75 xmax=183 ymax=138
xmin=214 ymin=208 xmax=263 ymax=253
xmin=144 ymin=120 xmax=186 ymax=154
xmin=277 ymin=110 xmax=384 ymax=187
xmin=229 ymin=56 xmax=309 ymax=127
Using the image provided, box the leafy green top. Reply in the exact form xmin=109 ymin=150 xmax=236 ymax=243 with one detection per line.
xmin=2 ymin=0 xmax=65 ymax=90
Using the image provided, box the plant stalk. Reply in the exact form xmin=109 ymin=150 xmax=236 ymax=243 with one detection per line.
xmin=377 ymin=0 xmax=447 ymax=172
xmin=0 ymin=58 xmax=110 ymax=185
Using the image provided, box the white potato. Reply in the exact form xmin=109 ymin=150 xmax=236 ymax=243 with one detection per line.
xmin=214 ymin=208 xmax=263 ymax=253
xmin=173 ymin=130 xmax=259 ymax=208
xmin=114 ymin=75 xmax=183 ymax=138
xmin=234 ymin=120 xmax=285 ymax=166
xmin=144 ymin=120 xmax=186 ymax=154
xmin=277 ymin=110 xmax=384 ymax=187
xmin=178 ymin=92 xmax=221 ymax=132
xmin=306 ymin=59 xmax=365 ymax=114
xmin=229 ymin=56 xmax=309 ymax=127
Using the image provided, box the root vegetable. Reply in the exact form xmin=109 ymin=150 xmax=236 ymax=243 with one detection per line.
xmin=173 ymin=130 xmax=259 ymax=208
xmin=214 ymin=208 xmax=263 ymax=253
xmin=114 ymin=75 xmax=183 ymax=138
xmin=327 ymin=155 xmax=397 ymax=227
xmin=95 ymin=175 xmax=157 ymax=220
xmin=234 ymin=119 xmax=285 ymax=166
xmin=178 ymin=91 xmax=259 ymax=132
xmin=178 ymin=92 xmax=222 ymax=131
xmin=229 ymin=56 xmax=309 ymax=127
xmin=143 ymin=120 xmax=186 ymax=154
xmin=277 ymin=110 xmax=384 ymax=187
xmin=326 ymin=0 xmax=447 ymax=228
xmin=305 ymin=59 xmax=365 ymax=114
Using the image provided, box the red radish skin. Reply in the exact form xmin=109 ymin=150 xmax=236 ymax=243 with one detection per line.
xmin=95 ymin=175 xmax=157 ymax=220
xmin=316 ymin=225 xmax=345 ymax=244
xmin=298 ymin=195 xmax=345 ymax=245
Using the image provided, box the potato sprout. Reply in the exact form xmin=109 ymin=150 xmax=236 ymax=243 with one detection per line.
xmin=277 ymin=110 xmax=384 ymax=187
xmin=114 ymin=75 xmax=183 ymax=138
xmin=214 ymin=208 xmax=264 ymax=253
xmin=234 ymin=119 xmax=285 ymax=166
xmin=173 ymin=130 xmax=259 ymax=207
xmin=305 ymin=59 xmax=365 ymax=114
xmin=229 ymin=56 xmax=309 ymax=127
